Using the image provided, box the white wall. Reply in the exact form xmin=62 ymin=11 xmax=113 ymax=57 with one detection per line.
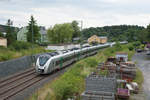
xmin=0 ymin=38 xmax=7 ymax=47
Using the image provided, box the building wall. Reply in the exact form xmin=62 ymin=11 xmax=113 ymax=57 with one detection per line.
xmin=0 ymin=38 xmax=7 ymax=47
xmin=17 ymin=27 xmax=28 ymax=42
xmin=116 ymin=54 xmax=128 ymax=62
xmin=88 ymin=35 xmax=101 ymax=43
xmin=17 ymin=26 xmax=48 ymax=43
xmin=88 ymin=35 xmax=107 ymax=44
xmin=100 ymin=37 xmax=107 ymax=44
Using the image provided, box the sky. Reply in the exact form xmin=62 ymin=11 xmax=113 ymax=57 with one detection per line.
xmin=0 ymin=0 xmax=150 ymax=28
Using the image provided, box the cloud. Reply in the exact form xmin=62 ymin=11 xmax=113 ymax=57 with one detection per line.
xmin=0 ymin=0 xmax=10 ymax=2
xmin=0 ymin=0 xmax=150 ymax=28
xmin=31 ymin=6 xmax=150 ymax=28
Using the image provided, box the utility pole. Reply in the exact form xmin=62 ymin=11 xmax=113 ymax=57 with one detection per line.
xmin=80 ymin=20 xmax=83 ymax=48
xmin=80 ymin=20 xmax=83 ymax=31
xmin=32 ymin=20 xmax=34 ymax=48
xmin=31 ymin=20 xmax=35 ymax=66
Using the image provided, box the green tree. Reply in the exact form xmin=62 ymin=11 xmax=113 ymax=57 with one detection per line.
xmin=137 ymin=29 xmax=147 ymax=42
xmin=115 ymin=41 xmax=122 ymax=51
xmin=27 ymin=15 xmax=40 ymax=43
xmin=47 ymin=23 xmax=74 ymax=44
xmin=81 ymin=25 xmax=144 ymax=42
xmin=0 ymin=32 xmax=4 ymax=37
xmin=71 ymin=21 xmax=80 ymax=39
xmin=5 ymin=19 xmax=16 ymax=45
xmin=146 ymin=24 xmax=150 ymax=42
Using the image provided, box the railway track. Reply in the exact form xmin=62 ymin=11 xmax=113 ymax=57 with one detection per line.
xmin=0 ymin=67 xmax=46 ymax=100
xmin=0 ymin=59 xmax=78 ymax=100
xmin=0 ymin=65 xmax=69 ymax=100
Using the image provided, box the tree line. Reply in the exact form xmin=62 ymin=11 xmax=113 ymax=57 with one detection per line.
xmin=81 ymin=25 xmax=148 ymax=42
xmin=1 ymin=15 xmax=150 ymax=47
xmin=0 ymin=16 xmax=81 ymax=46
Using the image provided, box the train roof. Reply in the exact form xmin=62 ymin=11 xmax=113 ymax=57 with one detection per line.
xmin=37 ymin=41 xmax=126 ymax=61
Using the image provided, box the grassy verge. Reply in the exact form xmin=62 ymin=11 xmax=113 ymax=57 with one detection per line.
xmin=133 ymin=68 xmax=144 ymax=88
xmin=0 ymin=46 xmax=52 ymax=62
xmin=28 ymin=43 xmax=137 ymax=100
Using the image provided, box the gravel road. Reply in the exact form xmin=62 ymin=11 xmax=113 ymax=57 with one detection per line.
xmin=132 ymin=52 xmax=150 ymax=100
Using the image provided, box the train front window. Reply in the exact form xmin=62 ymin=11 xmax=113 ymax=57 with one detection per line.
xmin=39 ymin=56 xmax=49 ymax=66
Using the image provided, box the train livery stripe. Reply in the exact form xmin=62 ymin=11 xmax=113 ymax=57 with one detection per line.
xmin=60 ymin=57 xmax=63 ymax=68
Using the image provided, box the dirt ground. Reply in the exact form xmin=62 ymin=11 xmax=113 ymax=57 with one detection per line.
xmin=132 ymin=52 xmax=150 ymax=100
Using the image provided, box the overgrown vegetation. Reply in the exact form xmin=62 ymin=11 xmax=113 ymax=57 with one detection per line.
xmin=133 ymin=68 xmax=144 ymax=88
xmin=29 ymin=43 xmax=138 ymax=100
xmin=0 ymin=43 xmax=52 ymax=61
xmin=98 ymin=70 xmax=108 ymax=76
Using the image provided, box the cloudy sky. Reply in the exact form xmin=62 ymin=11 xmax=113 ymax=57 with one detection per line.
xmin=0 ymin=0 xmax=150 ymax=28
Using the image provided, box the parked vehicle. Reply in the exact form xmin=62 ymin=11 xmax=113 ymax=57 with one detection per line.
xmin=136 ymin=49 xmax=143 ymax=53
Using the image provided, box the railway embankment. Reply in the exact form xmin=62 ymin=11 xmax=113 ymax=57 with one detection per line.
xmin=0 ymin=46 xmax=52 ymax=78
xmin=28 ymin=43 xmax=143 ymax=100
xmin=0 ymin=54 xmax=42 ymax=79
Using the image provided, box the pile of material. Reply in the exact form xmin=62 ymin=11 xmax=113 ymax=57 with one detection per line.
xmin=118 ymin=61 xmax=136 ymax=80
xmin=81 ymin=74 xmax=116 ymax=100
xmin=117 ymin=88 xmax=130 ymax=99
xmin=81 ymin=52 xmax=139 ymax=100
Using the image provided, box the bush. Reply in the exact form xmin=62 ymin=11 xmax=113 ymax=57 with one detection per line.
xmin=0 ymin=46 xmax=6 ymax=49
xmin=38 ymin=42 xmax=49 ymax=46
xmin=9 ymin=41 xmax=32 ymax=51
xmin=128 ymin=44 xmax=134 ymax=51
xmin=0 ymin=54 xmax=11 ymax=61
xmin=52 ymin=72 xmax=83 ymax=100
xmin=84 ymin=57 xmax=98 ymax=68
xmin=133 ymin=68 xmax=144 ymax=88
xmin=132 ymin=41 xmax=141 ymax=48
xmin=115 ymin=41 xmax=122 ymax=51
xmin=99 ymin=70 xmax=108 ymax=76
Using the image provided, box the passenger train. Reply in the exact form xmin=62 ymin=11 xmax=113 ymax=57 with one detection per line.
xmin=35 ymin=42 xmax=127 ymax=74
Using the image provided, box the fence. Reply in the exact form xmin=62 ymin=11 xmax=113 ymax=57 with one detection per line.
xmin=0 ymin=54 xmax=40 ymax=78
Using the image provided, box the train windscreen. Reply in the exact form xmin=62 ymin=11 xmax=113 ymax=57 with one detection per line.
xmin=39 ymin=56 xmax=49 ymax=66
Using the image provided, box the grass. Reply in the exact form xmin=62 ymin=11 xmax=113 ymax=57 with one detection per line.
xmin=0 ymin=46 xmax=53 ymax=62
xmin=28 ymin=43 xmax=137 ymax=100
xmin=133 ymin=68 xmax=144 ymax=88
xmin=98 ymin=70 xmax=108 ymax=76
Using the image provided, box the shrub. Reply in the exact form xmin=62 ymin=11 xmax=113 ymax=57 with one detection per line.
xmin=0 ymin=53 xmax=13 ymax=61
xmin=52 ymin=72 xmax=83 ymax=100
xmin=133 ymin=68 xmax=144 ymax=88
xmin=38 ymin=42 xmax=49 ymax=46
xmin=99 ymin=70 xmax=108 ymax=76
xmin=128 ymin=44 xmax=134 ymax=51
xmin=114 ymin=41 xmax=122 ymax=51
xmin=84 ymin=57 xmax=98 ymax=68
xmin=9 ymin=41 xmax=32 ymax=51
xmin=0 ymin=46 xmax=6 ymax=49
xmin=132 ymin=41 xmax=141 ymax=48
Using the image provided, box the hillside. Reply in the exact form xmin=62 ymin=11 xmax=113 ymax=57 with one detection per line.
xmin=81 ymin=25 xmax=145 ymax=42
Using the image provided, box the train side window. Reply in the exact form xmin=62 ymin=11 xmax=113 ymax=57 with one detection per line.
xmin=56 ymin=60 xmax=59 ymax=66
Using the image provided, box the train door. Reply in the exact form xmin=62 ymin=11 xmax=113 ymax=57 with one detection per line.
xmin=59 ymin=57 xmax=63 ymax=69
xmin=52 ymin=60 xmax=55 ymax=72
